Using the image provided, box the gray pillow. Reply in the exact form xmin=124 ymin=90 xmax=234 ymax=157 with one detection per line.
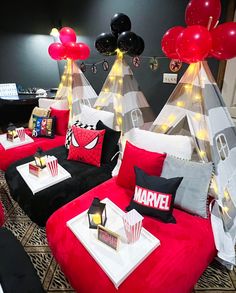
xmin=161 ymin=155 xmax=213 ymax=218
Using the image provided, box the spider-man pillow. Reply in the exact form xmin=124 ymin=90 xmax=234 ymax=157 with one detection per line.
xmin=67 ymin=126 xmax=106 ymax=167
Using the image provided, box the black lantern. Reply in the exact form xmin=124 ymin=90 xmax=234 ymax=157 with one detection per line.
xmin=7 ymin=123 xmax=18 ymax=141
xmin=34 ymin=147 xmax=46 ymax=169
xmin=88 ymin=197 xmax=107 ymax=229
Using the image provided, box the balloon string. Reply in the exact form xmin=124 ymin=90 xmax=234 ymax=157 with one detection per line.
xmin=214 ymin=20 xmax=219 ymax=29
xmin=207 ymin=16 xmax=213 ymax=30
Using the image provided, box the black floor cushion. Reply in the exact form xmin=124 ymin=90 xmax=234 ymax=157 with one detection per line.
xmin=5 ymin=145 xmax=118 ymax=226
xmin=0 ymin=227 xmax=45 ymax=293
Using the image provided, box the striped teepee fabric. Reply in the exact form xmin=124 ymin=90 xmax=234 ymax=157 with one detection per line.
xmin=150 ymin=61 xmax=236 ymax=267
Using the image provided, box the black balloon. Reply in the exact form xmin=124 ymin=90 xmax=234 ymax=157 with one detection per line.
xmin=117 ymin=31 xmax=138 ymax=53
xmin=95 ymin=32 xmax=117 ymax=55
xmin=128 ymin=36 xmax=145 ymax=56
xmin=110 ymin=13 xmax=131 ymax=35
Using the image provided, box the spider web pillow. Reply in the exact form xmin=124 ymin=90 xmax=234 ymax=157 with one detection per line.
xmin=67 ymin=126 xmax=105 ymax=167
xmin=65 ymin=120 xmax=95 ymax=149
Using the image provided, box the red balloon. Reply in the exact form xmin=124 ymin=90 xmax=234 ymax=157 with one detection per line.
xmin=59 ymin=27 xmax=77 ymax=44
xmin=161 ymin=26 xmax=184 ymax=59
xmin=76 ymin=43 xmax=90 ymax=60
xmin=185 ymin=0 xmax=221 ymax=30
xmin=48 ymin=43 xmax=67 ymax=60
xmin=210 ymin=22 xmax=236 ymax=60
xmin=176 ymin=25 xmax=212 ymax=63
xmin=65 ymin=42 xmax=81 ymax=60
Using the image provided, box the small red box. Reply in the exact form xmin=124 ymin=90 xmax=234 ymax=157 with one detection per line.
xmin=29 ymin=162 xmax=41 ymax=177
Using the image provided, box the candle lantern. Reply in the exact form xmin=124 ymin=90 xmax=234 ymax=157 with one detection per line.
xmin=34 ymin=147 xmax=46 ymax=169
xmin=88 ymin=197 xmax=107 ymax=229
xmin=7 ymin=123 xmax=18 ymax=141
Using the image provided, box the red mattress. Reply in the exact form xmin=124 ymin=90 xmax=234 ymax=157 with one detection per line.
xmin=0 ymin=129 xmax=65 ymax=171
xmin=46 ymin=177 xmax=216 ymax=293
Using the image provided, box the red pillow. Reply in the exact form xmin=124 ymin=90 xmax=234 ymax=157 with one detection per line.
xmin=50 ymin=107 xmax=70 ymax=136
xmin=116 ymin=141 xmax=166 ymax=190
xmin=67 ymin=126 xmax=105 ymax=167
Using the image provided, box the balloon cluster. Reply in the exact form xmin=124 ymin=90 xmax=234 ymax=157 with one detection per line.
xmin=95 ymin=13 xmax=145 ymax=57
xmin=48 ymin=27 xmax=90 ymax=61
xmin=161 ymin=0 xmax=236 ymax=63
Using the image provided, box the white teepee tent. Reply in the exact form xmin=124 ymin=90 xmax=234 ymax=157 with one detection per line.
xmin=94 ymin=54 xmax=155 ymax=134
xmin=55 ymin=59 xmax=97 ymax=122
xmin=150 ymin=61 xmax=236 ymax=267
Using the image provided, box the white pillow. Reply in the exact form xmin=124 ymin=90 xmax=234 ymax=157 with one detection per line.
xmin=80 ymin=104 xmax=114 ymax=128
xmin=125 ymin=128 xmax=194 ymax=160
xmin=38 ymin=98 xmax=69 ymax=110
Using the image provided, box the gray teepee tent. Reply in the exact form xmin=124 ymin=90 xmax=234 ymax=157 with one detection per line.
xmin=150 ymin=61 xmax=236 ymax=267
xmin=94 ymin=54 xmax=155 ymax=134
xmin=55 ymin=59 xmax=97 ymax=122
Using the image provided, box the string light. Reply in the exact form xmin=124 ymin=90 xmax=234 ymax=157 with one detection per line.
xmin=168 ymin=114 xmax=176 ymax=123
xmin=194 ymin=113 xmax=202 ymax=120
xmin=194 ymin=94 xmax=201 ymax=101
xmin=50 ymin=28 xmax=59 ymax=37
xmin=199 ymin=150 xmax=206 ymax=158
xmin=196 ymin=129 xmax=207 ymax=140
xmin=161 ymin=124 xmax=169 ymax=132
xmin=104 ymin=88 xmax=109 ymax=93
xmin=224 ymin=189 xmax=230 ymax=200
xmin=176 ymin=101 xmax=185 ymax=107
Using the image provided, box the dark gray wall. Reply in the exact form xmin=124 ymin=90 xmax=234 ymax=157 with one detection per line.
xmin=0 ymin=0 xmax=229 ymax=115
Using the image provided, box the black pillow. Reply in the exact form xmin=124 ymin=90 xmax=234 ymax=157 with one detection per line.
xmin=96 ymin=120 xmax=121 ymax=164
xmin=126 ymin=167 xmax=183 ymax=223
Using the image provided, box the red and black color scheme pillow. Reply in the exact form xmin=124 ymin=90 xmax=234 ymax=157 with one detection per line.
xmin=117 ymin=141 xmax=166 ymax=190
xmin=126 ymin=167 xmax=183 ymax=223
xmin=96 ymin=120 xmax=121 ymax=164
xmin=67 ymin=126 xmax=105 ymax=167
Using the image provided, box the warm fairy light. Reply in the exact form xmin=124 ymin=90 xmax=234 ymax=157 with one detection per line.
xmin=69 ymin=76 xmax=73 ymax=82
xmin=184 ymin=84 xmax=192 ymax=90
xmin=176 ymin=101 xmax=185 ymax=107
xmin=50 ymin=28 xmax=59 ymax=37
xmin=212 ymin=177 xmax=218 ymax=194
xmin=194 ymin=113 xmax=202 ymax=120
xmin=62 ymin=75 xmax=66 ymax=81
xmin=117 ymin=117 xmax=123 ymax=125
xmin=117 ymin=93 xmax=122 ymax=98
xmin=168 ymin=114 xmax=176 ymax=123
xmin=104 ymin=88 xmax=109 ymax=92
xmin=96 ymin=106 xmax=101 ymax=110
xmin=161 ymin=124 xmax=169 ymax=132
xmin=196 ymin=129 xmax=207 ymax=140
xmin=224 ymin=190 xmax=230 ymax=200
xmin=222 ymin=206 xmax=229 ymax=213
xmin=118 ymin=78 xmax=123 ymax=84
xmin=188 ymin=63 xmax=197 ymax=74
xmin=109 ymin=76 xmax=115 ymax=81
xmin=116 ymin=48 xmax=124 ymax=59
xmin=199 ymin=150 xmax=206 ymax=158
xmin=194 ymin=94 xmax=201 ymax=101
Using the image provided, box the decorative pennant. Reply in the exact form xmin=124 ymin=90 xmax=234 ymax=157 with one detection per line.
xmin=102 ymin=60 xmax=109 ymax=71
xmin=91 ymin=64 xmax=97 ymax=74
xmin=149 ymin=57 xmax=159 ymax=71
xmin=169 ymin=59 xmax=182 ymax=72
xmin=80 ymin=62 xmax=86 ymax=73
xmin=132 ymin=56 xmax=141 ymax=68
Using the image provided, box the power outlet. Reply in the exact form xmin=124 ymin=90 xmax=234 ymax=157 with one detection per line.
xmin=163 ymin=73 xmax=178 ymax=84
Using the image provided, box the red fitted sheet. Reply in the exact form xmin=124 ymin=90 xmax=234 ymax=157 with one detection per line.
xmin=46 ymin=177 xmax=216 ymax=293
xmin=0 ymin=129 xmax=65 ymax=171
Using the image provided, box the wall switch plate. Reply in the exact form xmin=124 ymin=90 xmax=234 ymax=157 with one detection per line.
xmin=163 ymin=73 xmax=178 ymax=84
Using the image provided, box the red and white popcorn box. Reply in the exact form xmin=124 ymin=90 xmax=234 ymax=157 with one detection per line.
xmin=16 ymin=127 xmax=25 ymax=141
xmin=122 ymin=209 xmax=143 ymax=244
xmin=46 ymin=156 xmax=58 ymax=177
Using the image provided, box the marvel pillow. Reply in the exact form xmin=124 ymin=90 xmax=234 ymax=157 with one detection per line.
xmin=67 ymin=126 xmax=105 ymax=167
xmin=65 ymin=120 xmax=95 ymax=149
xmin=116 ymin=141 xmax=166 ymax=190
xmin=32 ymin=115 xmax=56 ymax=138
xmin=126 ymin=167 xmax=183 ymax=223
xmin=96 ymin=120 xmax=121 ymax=164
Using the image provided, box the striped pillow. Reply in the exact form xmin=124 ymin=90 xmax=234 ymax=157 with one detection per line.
xmin=65 ymin=120 xmax=94 ymax=149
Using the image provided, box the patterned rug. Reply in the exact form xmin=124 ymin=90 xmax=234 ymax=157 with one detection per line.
xmin=0 ymin=170 xmax=236 ymax=293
